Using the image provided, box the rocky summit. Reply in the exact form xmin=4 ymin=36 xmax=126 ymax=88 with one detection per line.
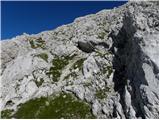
xmin=0 ymin=1 xmax=159 ymax=119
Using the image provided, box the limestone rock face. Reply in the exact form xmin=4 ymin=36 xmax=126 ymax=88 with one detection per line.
xmin=0 ymin=1 xmax=159 ymax=119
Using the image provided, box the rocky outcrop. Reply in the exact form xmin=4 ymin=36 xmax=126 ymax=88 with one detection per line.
xmin=77 ymin=40 xmax=95 ymax=53
xmin=0 ymin=1 xmax=159 ymax=119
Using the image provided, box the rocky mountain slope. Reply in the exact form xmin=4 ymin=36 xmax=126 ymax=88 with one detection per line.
xmin=0 ymin=1 xmax=159 ymax=119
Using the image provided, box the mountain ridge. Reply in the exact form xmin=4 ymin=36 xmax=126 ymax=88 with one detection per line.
xmin=0 ymin=1 xmax=159 ymax=119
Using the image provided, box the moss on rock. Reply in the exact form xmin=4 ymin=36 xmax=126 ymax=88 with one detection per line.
xmin=36 ymin=53 xmax=48 ymax=62
xmin=95 ymin=89 xmax=106 ymax=99
xmin=95 ymin=87 xmax=111 ymax=99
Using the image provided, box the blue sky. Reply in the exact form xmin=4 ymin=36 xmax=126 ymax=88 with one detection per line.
xmin=1 ymin=1 xmax=127 ymax=40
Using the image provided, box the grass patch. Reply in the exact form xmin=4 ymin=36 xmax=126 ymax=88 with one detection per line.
xmin=83 ymin=82 xmax=92 ymax=87
xmin=95 ymin=90 xmax=106 ymax=99
xmin=95 ymin=87 xmax=110 ymax=99
xmin=97 ymin=31 xmax=106 ymax=39
xmin=106 ymin=66 xmax=113 ymax=78
xmin=102 ymin=65 xmax=113 ymax=78
xmin=35 ymin=78 xmax=44 ymax=87
xmin=29 ymin=39 xmax=36 ymax=48
xmin=63 ymin=58 xmax=85 ymax=80
xmin=13 ymin=93 xmax=95 ymax=119
xmin=1 ymin=109 xmax=14 ymax=119
xmin=36 ymin=53 xmax=48 ymax=62
xmin=95 ymin=50 xmax=112 ymax=58
xmin=46 ymin=55 xmax=76 ymax=82
xmin=72 ymin=58 xmax=86 ymax=70
xmin=29 ymin=37 xmax=46 ymax=49
xmin=64 ymin=72 xmax=78 ymax=80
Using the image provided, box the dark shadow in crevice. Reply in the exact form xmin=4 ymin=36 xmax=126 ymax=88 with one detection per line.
xmin=109 ymin=25 xmax=146 ymax=119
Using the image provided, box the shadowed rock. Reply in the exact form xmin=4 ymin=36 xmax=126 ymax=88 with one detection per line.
xmin=77 ymin=41 xmax=95 ymax=53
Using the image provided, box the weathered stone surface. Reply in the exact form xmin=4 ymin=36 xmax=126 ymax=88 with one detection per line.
xmin=0 ymin=1 xmax=159 ymax=119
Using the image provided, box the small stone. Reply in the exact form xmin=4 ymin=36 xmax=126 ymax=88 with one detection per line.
xmin=92 ymin=100 xmax=102 ymax=116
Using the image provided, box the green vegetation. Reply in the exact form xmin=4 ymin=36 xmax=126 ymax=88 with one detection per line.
xmin=83 ymin=79 xmax=92 ymax=87
xmin=72 ymin=58 xmax=86 ymax=70
xmin=95 ymin=90 xmax=106 ymax=99
xmin=29 ymin=37 xmax=46 ymax=49
xmin=46 ymin=55 xmax=76 ymax=82
xmin=29 ymin=39 xmax=36 ymax=48
xmin=36 ymin=53 xmax=48 ymax=62
xmin=64 ymin=72 xmax=78 ymax=80
xmin=102 ymin=65 xmax=113 ymax=78
xmin=97 ymin=31 xmax=106 ymax=39
xmin=1 ymin=109 xmax=14 ymax=119
xmin=106 ymin=66 xmax=113 ymax=78
xmin=95 ymin=50 xmax=106 ymax=58
xmin=83 ymin=81 xmax=92 ymax=87
xmin=95 ymin=87 xmax=110 ymax=99
xmin=12 ymin=93 xmax=95 ymax=119
xmin=95 ymin=50 xmax=112 ymax=58
xmin=63 ymin=58 xmax=86 ymax=80
xmin=35 ymin=78 xmax=44 ymax=87
xmin=66 ymin=81 xmax=74 ymax=86
xmin=63 ymin=74 xmax=71 ymax=80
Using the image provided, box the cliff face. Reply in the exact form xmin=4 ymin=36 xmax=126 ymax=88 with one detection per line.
xmin=0 ymin=1 xmax=159 ymax=119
